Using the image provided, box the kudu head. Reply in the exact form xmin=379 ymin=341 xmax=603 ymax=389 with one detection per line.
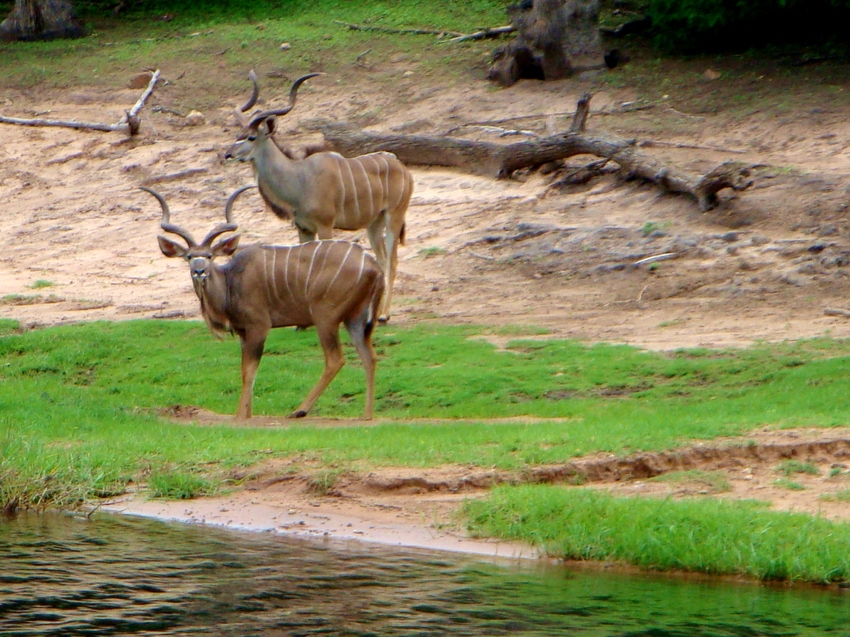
xmin=224 ymin=70 xmax=321 ymax=163
xmin=142 ymin=185 xmax=255 ymax=287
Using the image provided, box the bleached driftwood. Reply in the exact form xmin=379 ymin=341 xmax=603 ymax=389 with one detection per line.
xmin=0 ymin=69 xmax=160 ymax=136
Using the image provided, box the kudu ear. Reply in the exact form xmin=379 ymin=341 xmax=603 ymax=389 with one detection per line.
xmin=212 ymin=233 xmax=241 ymax=257
xmin=261 ymin=116 xmax=276 ymax=135
xmin=158 ymin=235 xmax=188 ymax=259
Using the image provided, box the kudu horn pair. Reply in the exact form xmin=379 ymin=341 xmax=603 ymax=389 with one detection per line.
xmin=143 ymin=185 xmax=384 ymax=420
xmin=224 ymin=70 xmax=414 ymax=323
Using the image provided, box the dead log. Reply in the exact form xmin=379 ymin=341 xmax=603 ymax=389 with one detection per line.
xmin=321 ymin=95 xmax=755 ymax=211
xmin=0 ymin=69 xmax=160 ymax=136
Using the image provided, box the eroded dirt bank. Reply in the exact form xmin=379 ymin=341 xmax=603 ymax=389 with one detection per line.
xmin=101 ymin=425 xmax=850 ymax=555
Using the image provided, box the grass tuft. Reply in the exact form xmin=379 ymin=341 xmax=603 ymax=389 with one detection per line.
xmin=650 ymin=470 xmax=732 ymax=493
xmin=465 ymin=485 xmax=850 ymax=583
xmin=148 ymin=471 xmax=212 ymax=500
xmin=776 ymin=460 xmax=820 ymax=476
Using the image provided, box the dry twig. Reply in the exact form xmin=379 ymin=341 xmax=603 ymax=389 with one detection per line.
xmin=0 ymin=69 xmax=160 ymax=136
xmin=333 ymin=20 xmax=463 ymax=38
xmin=448 ymin=25 xmax=515 ymax=43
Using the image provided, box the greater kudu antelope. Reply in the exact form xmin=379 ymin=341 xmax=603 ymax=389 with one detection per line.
xmin=143 ymin=185 xmax=384 ymax=420
xmin=224 ymin=71 xmax=413 ymax=323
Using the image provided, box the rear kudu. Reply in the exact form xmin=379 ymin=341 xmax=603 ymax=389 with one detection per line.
xmin=224 ymin=71 xmax=413 ymax=323
xmin=143 ymin=185 xmax=384 ymax=420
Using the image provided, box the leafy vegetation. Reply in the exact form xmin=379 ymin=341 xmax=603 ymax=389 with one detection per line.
xmin=776 ymin=459 xmax=820 ymax=476
xmin=465 ymin=485 xmax=850 ymax=583
xmin=645 ymin=0 xmax=850 ymax=52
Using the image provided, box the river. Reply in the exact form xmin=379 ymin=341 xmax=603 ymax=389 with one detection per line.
xmin=1 ymin=512 xmax=849 ymax=636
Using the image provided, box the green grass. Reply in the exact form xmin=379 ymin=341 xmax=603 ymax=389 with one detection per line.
xmin=3 ymin=319 xmax=850 ymax=514
xmin=0 ymin=294 xmax=63 ymax=306
xmin=0 ymin=0 xmax=506 ymax=94
xmin=649 ymin=469 xmax=731 ymax=493
xmin=776 ymin=459 xmax=820 ymax=476
xmin=820 ymin=489 xmax=850 ymax=502
xmin=148 ymin=471 xmax=213 ymax=499
xmin=774 ymin=478 xmax=806 ymax=491
xmin=465 ymin=486 xmax=850 ymax=583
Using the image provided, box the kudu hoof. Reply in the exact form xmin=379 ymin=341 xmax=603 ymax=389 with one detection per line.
xmin=378 ymin=316 xmax=390 ymax=325
xmin=288 ymin=409 xmax=308 ymax=418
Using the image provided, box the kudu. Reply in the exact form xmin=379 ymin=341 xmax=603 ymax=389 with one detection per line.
xmin=143 ymin=185 xmax=384 ymax=420
xmin=224 ymin=71 xmax=413 ymax=323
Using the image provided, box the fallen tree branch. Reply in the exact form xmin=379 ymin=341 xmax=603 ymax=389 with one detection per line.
xmin=140 ymin=167 xmax=208 ymax=186
xmin=545 ymin=158 xmax=611 ymax=192
xmin=0 ymin=114 xmax=125 ymax=132
xmin=0 ymin=69 xmax=160 ymax=136
xmin=321 ymin=94 xmax=756 ymax=211
xmin=449 ymin=101 xmax=653 ymax=131
xmin=128 ymin=69 xmax=160 ymax=120
xmin=634 ymin=253 xmax=677 ymax=266
xmin=333 ymin=20 xmax=463 ymax=38
xmin=637 ymin=139 xmax=747 ymax=155
xmin=824 ymin=307 xmax=850 ymax=318
xmin=448 ymin=25 xmax=515 ymax=43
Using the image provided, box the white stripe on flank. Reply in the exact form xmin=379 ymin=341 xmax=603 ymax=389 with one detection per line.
xmin=262 ymin=250 xmax=273 ymax=308
xmin=282 ymin=247 xmax=294 ymax=301
xmin=303 ymin=242 xmax=320 ymax=296
xmin=334 ymin=156 xmax=346 ymax=222
xmin=325 ymin=242 xmax=355 ymax=295
xmin=342 ymin=159 xmax=361 ymax=227
xmin=380 ymin=154 xmax=391 ymax=209
xmin=390 ymin=159 xmax=405 ymax=212
xmin=357 ymin=156 xmax=375 ymax=217
xmin=269 ymin=249 xmax=280 ymax=302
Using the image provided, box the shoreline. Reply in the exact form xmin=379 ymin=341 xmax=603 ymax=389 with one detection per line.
xmin=99 ymin=492 xmax=539 ymax=561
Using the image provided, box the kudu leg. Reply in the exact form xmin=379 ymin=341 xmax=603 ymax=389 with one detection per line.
xmin=383 ymin=230 xmax=401 ymax=325
xmin=366 ymin=216 xmax=391 ymax=321
xmin=345 ymin=317 xmax=378 ymax=420
xmin=291 ymin=325 xmax=345 ymax=418
xmin=237 ymin=332 xmax=268 ymax=420
xmin=296 ymin=225 xmax=318 ymax=243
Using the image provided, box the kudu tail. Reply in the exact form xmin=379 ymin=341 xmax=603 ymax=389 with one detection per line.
xmin=365 ymin=276 xmax=385 ymax=338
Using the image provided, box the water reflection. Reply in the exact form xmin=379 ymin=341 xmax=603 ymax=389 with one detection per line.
xmin=1 ymin=512 xmax=848 ymax=636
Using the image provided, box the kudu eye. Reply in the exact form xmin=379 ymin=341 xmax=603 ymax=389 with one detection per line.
xmin=247 ymin=135 xmax=257 ymax=141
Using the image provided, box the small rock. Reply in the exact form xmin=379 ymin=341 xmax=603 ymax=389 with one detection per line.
xmin=280 ymin=42 xmax=291 ymax=51
xmin=185 ymin=110 xmax=206 ymax=126
xmin=720 ymin=231 xmax=739 ymax=243
xmin=128 ymin=71 xmax=153 ymax=89
xmin=703 ymin=69 xmax=721 ymax=81
xmin=750 ymin=235 xmax=770 ymax=246
xmin=403 ymin=70 xmax=414 ymax=77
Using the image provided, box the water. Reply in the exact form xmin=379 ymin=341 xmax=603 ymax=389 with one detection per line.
xmin=1 ymin=512 xmax=849 ymax=636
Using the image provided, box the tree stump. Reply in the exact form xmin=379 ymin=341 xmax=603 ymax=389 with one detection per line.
xmin=488 ymin=0 xmax=604 ymax=87
xmin=0 ymin=0 xmax=86 ymax=42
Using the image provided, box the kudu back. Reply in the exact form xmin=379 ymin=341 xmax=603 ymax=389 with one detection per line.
xmin=143 ymin=185 xmax=384 ymax=420
xmin=224 ymin=71 xmax=413 ymax=323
